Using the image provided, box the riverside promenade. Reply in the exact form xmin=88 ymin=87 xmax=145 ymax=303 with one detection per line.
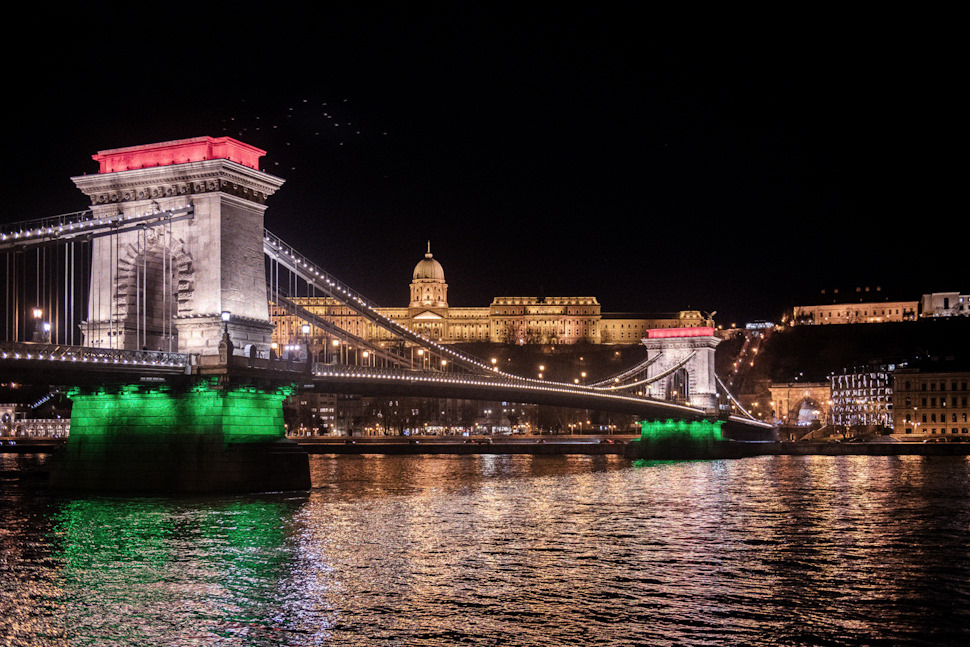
xmin=5 ymin=435 xmax=970 ymax=457
xmin=0 ymin=435 xmax=635 ymax=456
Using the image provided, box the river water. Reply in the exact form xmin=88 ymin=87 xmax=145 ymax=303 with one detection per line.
xmin=2 ymin=452 xmax=970 ymax=646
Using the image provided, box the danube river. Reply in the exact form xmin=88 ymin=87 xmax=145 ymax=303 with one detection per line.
xmin=2 ymin=452 xmax=970 ymax=646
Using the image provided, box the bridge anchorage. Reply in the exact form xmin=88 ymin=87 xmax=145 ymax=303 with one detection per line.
xmin=0 ymin=136 xmax=771 ymax=492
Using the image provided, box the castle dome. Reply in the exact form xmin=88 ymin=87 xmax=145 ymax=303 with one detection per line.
xmin=413 ymin=242 xmax=445 ymax=281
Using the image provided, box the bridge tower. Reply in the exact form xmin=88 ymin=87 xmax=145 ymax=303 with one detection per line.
xmin=641 ymin=326 xmax=720 ymax=413
xmin=46 ymin=137 xmax=309 ymax=494
xmin=72 ymin=137 xmax=283 ymax=356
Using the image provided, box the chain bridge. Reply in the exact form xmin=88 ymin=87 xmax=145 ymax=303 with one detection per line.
xmin=0 ymin=137 xmax=770 ymax=493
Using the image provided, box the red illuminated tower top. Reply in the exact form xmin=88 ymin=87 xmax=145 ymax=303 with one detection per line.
xmin=646 ymin=327 xmax=716 ymax=339
xmin=91 ymin=136 xmax=265 ymax=173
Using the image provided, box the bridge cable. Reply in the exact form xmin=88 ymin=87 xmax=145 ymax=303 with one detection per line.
xmin=715 ymin=373 xmax=759 ymax=422
xmin=587 ymin=352 xmax=663 ymax=388
xmin=271 ymin=290 xmax=409 ymax=367
xmin=589 ymin=351 xmax=697 ymax=394
xmin=264 ymin=229 xmax=510 ymax=378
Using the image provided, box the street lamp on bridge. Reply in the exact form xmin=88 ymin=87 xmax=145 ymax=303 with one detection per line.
xmin=302 ymin=323 xmax=311 ymax=362
xmin=219 ymin=311 xmax=233 ymax=363
xmin=30 ymin=308 xmax=43 ymax=343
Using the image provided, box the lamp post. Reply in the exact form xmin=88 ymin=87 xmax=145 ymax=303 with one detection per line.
xmin=31 ymin=308 xmax=43 ymax=343
xmin=219 ymin=311 xmax=233 ymax=363
xmin=302 ymin=323 xmax=311 ymax=362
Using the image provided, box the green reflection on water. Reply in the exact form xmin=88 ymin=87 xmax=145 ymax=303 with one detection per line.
xmin=44 ymin=495 xmax=305 ymax=644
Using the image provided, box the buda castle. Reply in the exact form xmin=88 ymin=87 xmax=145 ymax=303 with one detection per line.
xmin=272 ymin=245 xmax=711 ymax=348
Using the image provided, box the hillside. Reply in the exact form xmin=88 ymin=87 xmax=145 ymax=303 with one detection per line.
xmin=734 ymin=318 xmax=970 ymax=391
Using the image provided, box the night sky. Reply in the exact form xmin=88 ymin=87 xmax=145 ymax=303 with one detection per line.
xmin=3 ymin=8 xmax=961 ymax=327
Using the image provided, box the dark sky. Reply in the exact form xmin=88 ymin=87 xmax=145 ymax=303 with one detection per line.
xmin=3 ymin=8 xmax=961 ymax=327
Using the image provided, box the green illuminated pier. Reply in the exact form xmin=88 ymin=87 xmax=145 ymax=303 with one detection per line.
xmin=626 ymin=418 xmax=769 ymax=459
xmin=49 ymin=380 xmax=311 ymax=494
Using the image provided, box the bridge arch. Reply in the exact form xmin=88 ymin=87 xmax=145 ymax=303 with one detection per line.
xmin=767 ymin=382 xmax=831 ymax=427
xmin=665 ymin=366 xmax=690 ymax=403
xmin=791 ymin=396 xmax=826 ymax=425
xmin=114 ymin=230 xmax=194 ymax=350
xmin=82 ymin=227 xmax=196 ymax=352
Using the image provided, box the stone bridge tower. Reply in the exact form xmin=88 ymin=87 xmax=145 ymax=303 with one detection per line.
xmin=641 ymin=326 xmax=720 ymax=413
xmin=72 ymin=137 xmax=284 ymax=356
xmin=53 ymin=137 xmax=309 ymax=495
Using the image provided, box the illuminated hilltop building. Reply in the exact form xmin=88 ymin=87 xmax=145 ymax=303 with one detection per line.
xmin=272 ymin=244 xmax=711 ymax=349
xmin=791 ymin=288 xmax=970 ymax=325
xmin=791 ymin=287 xmax=918 ymax=325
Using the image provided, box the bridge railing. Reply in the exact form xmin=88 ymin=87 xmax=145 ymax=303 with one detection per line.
xmin=313 ymin=363 xmax=522 ymax=383
xmin=311 ymin=363 xmax=713 ymax=418
xmin=0 ymin=206 xmax=194 ymax=251
xmin=0 ymin=209 xmax=96 ymax=239
xmin=0 ymin=341 xmax=191 ymax=369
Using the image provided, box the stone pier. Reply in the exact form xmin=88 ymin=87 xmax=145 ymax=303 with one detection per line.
xmin=49 ymin=380 xmax=310 ymax=494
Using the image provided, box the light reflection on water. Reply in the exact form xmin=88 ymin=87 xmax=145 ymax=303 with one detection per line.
xmin=2 ymin=453 xmax=970 ymax=645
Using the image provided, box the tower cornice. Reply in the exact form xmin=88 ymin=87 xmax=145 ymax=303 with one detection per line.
xmin=71 ymin=159 xmax=285 ymax=207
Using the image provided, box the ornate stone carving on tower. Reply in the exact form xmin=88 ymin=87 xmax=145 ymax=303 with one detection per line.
xmin=641 ymin=327 xmax=721 ymax=413
xmin=72 ymin=137 xmax=284 ymax=356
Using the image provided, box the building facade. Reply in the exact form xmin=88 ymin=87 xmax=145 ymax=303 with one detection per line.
xmin=921 ymin=292 xmax=970 ymax=317
xmin=284 ymin=391 xmax=337 ymax=436
xmin=792 ymin=287 xmax=917 ymax=325
xmin=791 ymin=287 xmax=970 ymax=325
xmin=892 ymin=365 xmax=970 ymax=439
xmin=793 ymin=301 xmax=918 ymax=325
xmin=830 ymin=366 xmax=894 ymax=429
xmin=272 ymin=245 xmax=712 ymax=349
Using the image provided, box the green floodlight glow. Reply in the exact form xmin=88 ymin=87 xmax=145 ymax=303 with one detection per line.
xmin=627 ymin=419 xmax=730 ymax=461
xmin=52 ymin=381 xmax=310 ymax=494
xmin=66 ymin=383 xmax=295 ymax=444
xmin=639 ymin=419 xmax=724 ymax=443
